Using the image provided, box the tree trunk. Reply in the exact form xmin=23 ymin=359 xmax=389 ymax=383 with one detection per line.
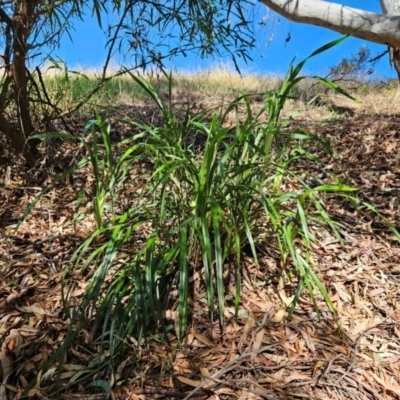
xmin=389 ymin=47 xmax=400 ymax=82
xmin=379 ymin=0 xmax=400 ymax=82
xmin=0 ymin=0 xmax=40 ymax=167
xmin=12 ymin=0 xmax=38 ymax=141
xmin=0 ymin=113 xmax=36 ymax=167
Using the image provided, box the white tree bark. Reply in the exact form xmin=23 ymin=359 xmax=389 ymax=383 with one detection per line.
xmin=379 ymin=0 xmax=400 ymax=15
xmin=260 ymin=0 xmax=400 ymax=48
xmin=379 ymin=0 xmax=400 ymax=79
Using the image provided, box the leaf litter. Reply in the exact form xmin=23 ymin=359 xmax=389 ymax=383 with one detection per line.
xmin=0 ymin=99 xmax=399 ymax=399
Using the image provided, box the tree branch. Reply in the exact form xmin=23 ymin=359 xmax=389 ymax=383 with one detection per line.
xmin=260 ymin=0 xmax=400 ymax=48
xmin=37 ymin=0 xmax=73 ymax=15
xmin=0 ymin=6 xmax=12 ymax=26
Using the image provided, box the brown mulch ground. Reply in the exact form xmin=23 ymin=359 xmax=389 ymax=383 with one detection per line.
xmin=0 ymin=98 xmax=400 ymax=399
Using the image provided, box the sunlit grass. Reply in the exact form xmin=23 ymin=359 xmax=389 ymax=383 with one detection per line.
xmin=31 ymin=61 xmax=400 ymax=120
xmin=38 ymin=65 xmax=281 ymax=108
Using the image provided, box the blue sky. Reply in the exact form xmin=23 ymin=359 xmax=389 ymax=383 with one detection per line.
xmin=52 ymin=0 xmax=397 ymax=79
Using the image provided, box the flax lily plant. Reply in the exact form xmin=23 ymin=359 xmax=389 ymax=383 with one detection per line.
xmin=19 ymin=37 xmax=400 ymax=391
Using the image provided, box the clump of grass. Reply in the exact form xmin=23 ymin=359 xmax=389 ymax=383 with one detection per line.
xmin=46 ymin=38 xmax=355 ymax=333
xmin=20 ymin=36 xmax=400 ymax=396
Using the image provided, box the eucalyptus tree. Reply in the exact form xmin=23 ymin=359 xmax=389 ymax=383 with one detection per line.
xmin=0 ymin=0 xmax=255 ymax=167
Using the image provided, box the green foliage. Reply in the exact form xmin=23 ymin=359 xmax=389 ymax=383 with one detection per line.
xmin=106 ymin=0 xmax=256 ymax=69
xmin=19 ymin=37 xmax=400 ymax=396
xmin=0 ymin=0 xmax=257 ymax=166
